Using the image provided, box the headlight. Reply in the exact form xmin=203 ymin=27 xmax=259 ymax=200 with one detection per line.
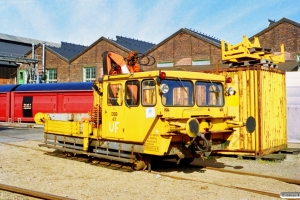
xmin=186 ymin=118 xmax=199 ymax=137
xmin=227 ymin=87 xmax=235 ymax=95
xmin=159 ymin=84 xmax=169 ymax=94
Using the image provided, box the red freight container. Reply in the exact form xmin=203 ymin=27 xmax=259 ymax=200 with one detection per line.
xmin=0 ymin=85 xmax=19 ymax=122
xmin=11 ymin=82 xmax=93 ymax=122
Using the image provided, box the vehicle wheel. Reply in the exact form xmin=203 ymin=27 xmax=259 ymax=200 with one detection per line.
xmin=132 ymin=160 xmax=147 ymax=171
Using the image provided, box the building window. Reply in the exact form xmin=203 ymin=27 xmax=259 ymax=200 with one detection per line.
xmin=297 ymin=54 xmax=300 ymax=61
xmin=192 ymin=59 xmax=210 ymax=66
xmin=83 ymin=67 xmax=95 ymax=82
xmin=47 ymin=69 xmax=57 ymax=83
xmin=157 ymin=62 xmax=174 ymax=67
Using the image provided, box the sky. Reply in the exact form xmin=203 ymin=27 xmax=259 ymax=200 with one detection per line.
xmin=0 ymin=0 xmax=299 ymax=47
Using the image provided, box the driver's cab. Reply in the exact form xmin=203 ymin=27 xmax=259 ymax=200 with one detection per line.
xmin=101 ymin=70 xmax=226 ymax=141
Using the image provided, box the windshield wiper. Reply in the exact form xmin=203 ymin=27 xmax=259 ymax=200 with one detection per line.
xmin=209 ymin=80 xmax=219 ymax=99
xmin=178 ymin=78 xmax=188 ymax=93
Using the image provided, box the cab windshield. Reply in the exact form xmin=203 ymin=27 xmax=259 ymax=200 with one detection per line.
xmin=195 ymin=81 xmax=224 ymax=106
xmin=161 ymin=79 xmax=193 ymax=106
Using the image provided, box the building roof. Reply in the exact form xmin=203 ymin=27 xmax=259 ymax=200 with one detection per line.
xmin=0 ymin=39 xmax=40 ymax=66
xmin=249 ymin=18 xmax=300 ymax=39
xmin=47 ymin=42 xmax=88 ymax=60
xmin=145 ymin=28 xmax=221 ymax=54
xmin=185 ymin=28 xmax=221 ymax=44
xmin=0 ymin=61 xmax=18 ymax=67
xmin=0 ymin=40 xmax=32 ymax=57
xmin=70 ymin=36 xmax=132 ymax=63
xmin=0 ymin=33 xmax=60 ymax=47
xmin=111 ymin=36 xmax=155 ymax=53
xmin=0 ymin=33 xmax=60 ymax=66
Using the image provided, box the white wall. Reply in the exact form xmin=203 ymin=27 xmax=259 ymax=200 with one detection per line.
xmin=286 ymin=72 xmax=300 ymax=143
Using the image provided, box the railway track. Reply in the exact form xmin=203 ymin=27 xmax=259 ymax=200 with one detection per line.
xmin=0 ymin=134 xmax=48 ymax=153
xmin=150 ymin=159 xmax=300 ymax=186
xmin=149 ymin=172 xmax=280 ymax=198
xmin=1 ymin=134 xmax=299 ymax=199
xmin=0 ymin=183 xmax=75 ymax=200
xmin=150 ymin=161 xmax=299 ymax=199
xmin=202 ymin=165 xmax=300 ymax=186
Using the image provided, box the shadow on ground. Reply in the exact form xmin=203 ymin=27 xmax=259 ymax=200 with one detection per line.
xmin=151 ymin=156 xmax=244 ymax=174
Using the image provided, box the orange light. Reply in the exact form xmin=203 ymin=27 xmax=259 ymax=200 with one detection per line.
xmin=159 ymin=72 xmax=166 ymax=79
xmin=226 ymin=77 xmax=232 ymax=83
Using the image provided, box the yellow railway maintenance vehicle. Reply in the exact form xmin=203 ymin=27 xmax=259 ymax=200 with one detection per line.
xmin=36 ymin=51 xmax=255 ymax=170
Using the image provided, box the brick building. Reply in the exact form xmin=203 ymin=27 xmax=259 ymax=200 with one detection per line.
xmin=0 ymin=33 xmax=60 ymax=84
xmin=69 ymin=37 xmax=136 ymax=82
xmin=249 ymin=18 xmax=300 ymax=71
xmin=22 ymin=36 xmax=155 ymax=83
xmin=24 ymin=42 xmax=87 ymax=83
xmin=146 ymin=19 xmax=300 ymax=72
xmin=144 ymin=28 xmax=223 ymax=71
xmin=1 ymin=17 xmax=299 ymax=84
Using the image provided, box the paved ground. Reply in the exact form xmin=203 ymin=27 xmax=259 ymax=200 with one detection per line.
xmin=0 ymin=126 xmax=299 ymax=200
xmin=0 ymin=126 xmax=44 ymax=142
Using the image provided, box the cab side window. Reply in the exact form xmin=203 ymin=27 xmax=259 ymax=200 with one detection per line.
xmin=125 ymin=80 xmax=140 ymax=106
xmin=107 ymin=84 xmax=123 ymax=106
xmin=142 ymin=80 xmax=156 ymax=106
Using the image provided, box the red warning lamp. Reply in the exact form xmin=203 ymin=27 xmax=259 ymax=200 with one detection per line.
xmin=159 ymin=72 xmax=166 ymax=79
xmin=226 ymin=77 xmax=232 ymax=83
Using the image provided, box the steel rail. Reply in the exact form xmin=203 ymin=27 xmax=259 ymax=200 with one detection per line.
xmin=149 ymin=172 xmax=280 ymax=198
xmin=0 ymin=141 xmax=49 ymax=153
xmin=0 ymin=183 xmax=75 ymax=200
xmin=1 ymin=134 xmax=298 ymax=198
xmin=202 ymin=166 xmax=300 ymax=186
xmin=1 ymin=135 xmax=300 ymax=186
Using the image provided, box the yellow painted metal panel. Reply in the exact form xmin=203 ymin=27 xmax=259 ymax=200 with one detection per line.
xmin=45 ymin=120 xmax=81 ymax=135
xmin=206 ymin=66 xmax=287 ymax=156
xmin=144 ymin=133 xmax=171 ymax=155
xmin=253 ymin=70 xmax=259 ymax=152
xmin=221 ymin=36 xmax=285 ymax=64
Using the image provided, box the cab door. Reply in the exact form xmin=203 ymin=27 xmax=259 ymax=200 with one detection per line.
xmin=123 ymin=79 xmax=158 ymax=142
xmin=102 ymin=82 xmax=125 ymax=140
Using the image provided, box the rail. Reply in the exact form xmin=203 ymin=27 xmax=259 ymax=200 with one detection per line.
xmin=0 ymin=183 xmax=75 ymax=200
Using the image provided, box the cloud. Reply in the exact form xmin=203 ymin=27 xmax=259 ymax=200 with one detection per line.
xmin=133 ymin=0 xmax=185 ymax=43
xmin=0 ymin=0 xmax=63 ymax=43
xmin=0 ymin=0 xmax=299 ymax=47
xmin=60 ymin=0 xmax=188 ymax=45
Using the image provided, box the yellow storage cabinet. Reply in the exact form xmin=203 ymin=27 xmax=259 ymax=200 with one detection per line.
xmin=201 ymin=66 xmax=287 ymax=156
